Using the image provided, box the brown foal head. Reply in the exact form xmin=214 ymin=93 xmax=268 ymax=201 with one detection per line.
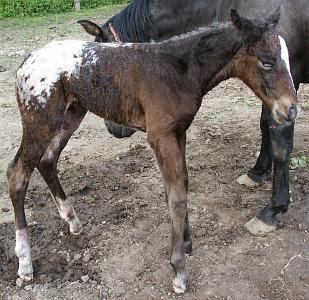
xmin=231 ymin=8 xmax=298 ymax=124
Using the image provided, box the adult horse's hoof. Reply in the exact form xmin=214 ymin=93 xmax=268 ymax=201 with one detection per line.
xmin=236 ymin=174 xmax=259 ymax=188
xmin=245 ymin=216 xmax=277 ymax=235
xmin=172 ymin=273 xmax=187 ymax=294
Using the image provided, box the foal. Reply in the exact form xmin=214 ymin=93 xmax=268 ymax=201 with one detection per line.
xmin=8 ymin=10 xmax=297 ymax=293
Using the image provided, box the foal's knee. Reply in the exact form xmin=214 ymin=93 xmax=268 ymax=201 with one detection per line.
xmin=169 ymin=195 xmax=187 ymax=218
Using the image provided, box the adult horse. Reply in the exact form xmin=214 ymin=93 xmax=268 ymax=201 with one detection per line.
xmin=9 ymin=10 xmax=296 ymax=292
xmin=79 ymin=0 xmax=309 ymax=235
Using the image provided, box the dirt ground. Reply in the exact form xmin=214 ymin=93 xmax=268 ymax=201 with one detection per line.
xmin=0 ymin=8 xmax=308 ymax=300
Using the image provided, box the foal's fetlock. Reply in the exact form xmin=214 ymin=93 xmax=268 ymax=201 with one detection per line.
xmin=170 ymin=252 xmax=187 ymax=293
xmin=184 ymin=240 xmax=192 ymax=254
xmin=55 ymin=197 xmax=82 ymax=235
xmin=173 ymin=272 xmax=188 ymax=294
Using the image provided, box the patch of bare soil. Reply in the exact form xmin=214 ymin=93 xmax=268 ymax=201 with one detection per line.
xmin=0 ymin=13 xmax=308 ymax=300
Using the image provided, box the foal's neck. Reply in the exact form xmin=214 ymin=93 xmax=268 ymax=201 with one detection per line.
xmin=195 ymin=26 xmax=243 ymax=94
xmin=157 ymin=24 xmax=243 ymax=94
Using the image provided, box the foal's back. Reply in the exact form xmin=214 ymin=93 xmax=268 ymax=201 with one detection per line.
xmin=16 ymin=39 xmax=194 ymax=131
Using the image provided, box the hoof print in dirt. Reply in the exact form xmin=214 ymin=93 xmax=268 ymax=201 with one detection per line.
xmin=245 ymin=217 xmax=277 ymax=235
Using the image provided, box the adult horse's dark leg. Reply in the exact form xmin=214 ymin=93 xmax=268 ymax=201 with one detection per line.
xmin=245 ymin=81 xmax=299 ymax=235
xmin=237 ymin=105 xmax=272 ymax=187
xmin=261 ymin=122 xmax=293 ymax=210
xmin=148 ymin=130 xmax=189 ymax=294
xmin=245 ymin=121 xmax=294 ymax=234
xmin=249 ymin=105 xmax=273 ymax=182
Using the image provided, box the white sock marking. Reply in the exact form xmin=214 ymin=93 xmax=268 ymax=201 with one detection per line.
xmin=15 ymin=229 xmax=33 ymax=280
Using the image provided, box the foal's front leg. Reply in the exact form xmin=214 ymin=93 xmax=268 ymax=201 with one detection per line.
xmin=179 ymin=133 xmax=192 ymax=254
xmin=148 ymin=132 xmax=189 ymax=293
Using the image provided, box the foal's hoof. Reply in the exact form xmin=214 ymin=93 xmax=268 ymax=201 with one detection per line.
xmin=69 ymin=218 xmax=82 ymax=235
xmin=18 ymin=271 xmax=33 ymax=282
xmin=245 ymin=216 xmax=277 ymax=235
xmin=172 ymin=273 xmax=187 ymax=294
xmin=18 ymin=261 xmax=33 ymax=282
xmin=236 ymin=174 xmax=259 ymax=188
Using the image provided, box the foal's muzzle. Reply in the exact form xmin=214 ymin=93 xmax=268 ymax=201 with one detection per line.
xmin=287 ymin=104 xmax=298 ymax=122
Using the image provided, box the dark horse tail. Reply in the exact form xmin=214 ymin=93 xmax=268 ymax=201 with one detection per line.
xmin=103 ymin=0 xmax=157 ymax=42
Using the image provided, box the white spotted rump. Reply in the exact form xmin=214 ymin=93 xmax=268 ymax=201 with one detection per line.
xmin=15 ymin=40 xmax=134 ymax=109
xmin=16 ymin=40 xmax=89 ymax=108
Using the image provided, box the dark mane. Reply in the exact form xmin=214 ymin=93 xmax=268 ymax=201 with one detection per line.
xmin=155 ymin=23 xmax=239 ymax=60
xmin=103 ymin=0 xmax=157 ymax=42
xmin=159 ymin=23 xmax=230 ymax=47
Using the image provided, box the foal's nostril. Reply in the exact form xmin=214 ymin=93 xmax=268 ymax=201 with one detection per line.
xmin=288 ymin=105 xmax=298 ymax=121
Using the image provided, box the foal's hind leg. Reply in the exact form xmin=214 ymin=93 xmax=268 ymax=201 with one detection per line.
xmin=7 ymin=148 xmax=35 ymax=280
xmin=38 ymin=97 xmax=86 ymax=235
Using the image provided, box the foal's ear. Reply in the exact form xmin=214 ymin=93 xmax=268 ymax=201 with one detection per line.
xmin=230 ymin=9 xmax=262 ymax=43
xmin=266 ymin=7 xmax=281 ymax=27
xmin=230 ymin=9 xmax=256 ymax=34
xmin=78 ymin=20 xmax=108 ymax=41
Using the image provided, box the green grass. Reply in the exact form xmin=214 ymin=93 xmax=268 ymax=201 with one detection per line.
xmin=0 ymin=0 xmax=129 ymax=19
xmin=290 ymin=156 xmax=309 ymax=169
xmin=0 ymin=4 xmax=125 ymax=29
xmin=233 ymin=96 xmax=260 ymax=107
xmin=205 ymin=111 xmax=225 ymax=120
xmin=0 ymin=4 xmax=126 ymax=83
